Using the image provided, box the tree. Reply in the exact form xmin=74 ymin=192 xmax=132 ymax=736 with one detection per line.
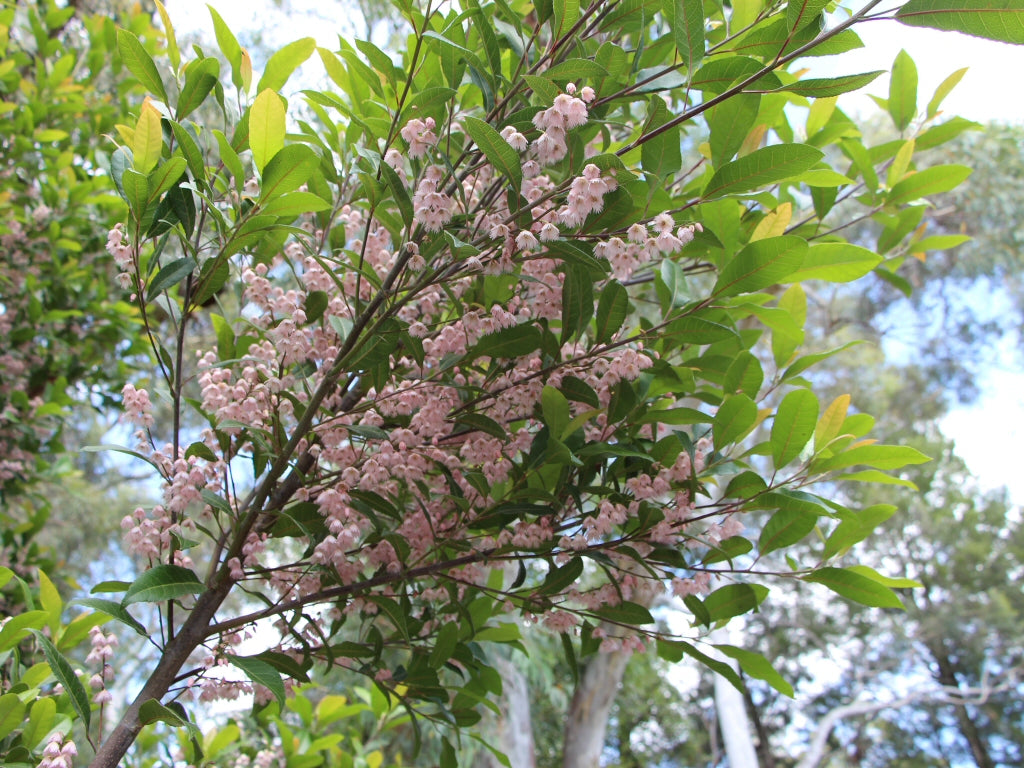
xmin=2 ymin=1 xmax=1023 ymax=767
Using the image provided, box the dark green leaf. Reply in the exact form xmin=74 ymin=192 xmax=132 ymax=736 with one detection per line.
xmin=703 ymin=583 xmax=768 ymax=621
xmin=803 ymin=567 xmax=905 ymax=608
xmin=73 ymin=598 xmax=148 ymax=637
xmin=715 ymin=645 xmax=794 ymax=696
xmin=227 ymin=655 xmax=286 ymax=709
xmin=261 ymin=144 xmax=320 ymax=200
xmin=770 ymin=70 xmax=884 ymax=97
xmin=703 ymin=144 xmax=823 ymax=199
xmin=123 ymin=564 xmax=203 ymax=605
xmin=462 ymin=116 xmax=523 ymax=191
xmin=117 ymin=28 xmax=168 ymax=103
xmin=758 ymin=507 xmax=818 ymax=555
xmin=146 ymin=257 xmax=195 ymax=302
xmin=29 ymin=630 xmax=90 ymax=731
xmin=896 ymin=0 xmax=1024 ymax=45
xmin=139 ymin=699 xmax=200 ymax=735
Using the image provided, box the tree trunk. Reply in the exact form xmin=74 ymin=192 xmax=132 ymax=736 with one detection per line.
xmin=928 ymin=642 xmax=995 ymax=768
xmin=475 ymin=656 xmax=537 ymax=768
xmin=714 ymin=663 xmax=760 ymax=768
xmin=562 ymin=645 xmax=631 ymax=768
xmin=742 ymin=677 xmax=777 ymax=768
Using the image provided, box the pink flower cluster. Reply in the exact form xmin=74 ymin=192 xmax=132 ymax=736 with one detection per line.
xmin=400 ymin=116 xmax=438 ymax=158
xmin=106 ymin=224 xmax=133 ymax=290
xmin=558 ymin=164 xmax=617 ymax=227
xmin=38 ymin=734 xmax=77 ymax=768
xmin=413 ymin=165 xmax=454 ymax=232
xmin=531 ymin=86 xmax=592 ymax=166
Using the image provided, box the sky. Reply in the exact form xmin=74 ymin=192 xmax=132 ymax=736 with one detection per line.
xmin=166 ymin=0 xmax=1024 ymax=503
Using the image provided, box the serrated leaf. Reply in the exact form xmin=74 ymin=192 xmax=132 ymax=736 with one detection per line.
xmin=664 ymin=0 xmax=705 ymax=71
xmin=28 ymin=630 xmax=90 ymax=731
xmin=543 ymin=58 xmax=608 ymax=80
xmin=896 ymin=0 xmax=1024 ymax=45
xmin=123 ymin=564 xmax=203 ymax=605
xmin=713 ymin=236 xmax=807 ymax=297
xmin=462 ymin=116 xmax=522 ymax=191
xmin=771 ymin=70 xmax=884 ymax=97
xmin=786 ymin=0 xmax=829 ymax=31
xmin=703 ymin=144 xmax=823 ymax=199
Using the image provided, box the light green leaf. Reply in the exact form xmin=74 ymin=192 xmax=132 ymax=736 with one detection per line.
xmin=542 ymin=386 xmax=571 ymax=440
xmin=713 ymin=393 xmax=758 ymax=450
xmin=29 ymin=630 xmax=90 ymax=731
xmin=663 ymin=0 xmax=705 ymax=71
xmin=543 ymin=58 xmax=608 ymax=81
xmin=154 ymin=0 xmax=180 ymax=72
xmin=815 ymin=444 xmax=931 ymax=472
xmin=786 ymin=0 xmax=829 ymax=30
xmin=208 ymin=4 xmax=242 ymax=87
xmin=770 ymin=70 xmax=884 ymax=98
xmin=716 ymin=645 xmax=794 ymax=697
xmin=258 ymin=37 xmax=316 ymax=92
xmin=132 ymin=100 xmax=163 ymax=175
xmin=896 ymin=0 xmax=1024 ymax=45
xmin=0 ymin=693 xmax=26 ymax=740
xmin=771 ymin=389 xmax=818 ymax=468
xmin=117 ymin=28 xmax=168 ymax=103
xmin=927 ymin=67 xmax=968 ymax=117
xmin=261 ymin=144 xmax=320 ymax=200
xmin=888 ymin=164 xmax=972 ymax=205
xmin=123 ymin=564 xmax=203 ymax=605
xmin=250 ymin=89 xmax=286 ymax=174
xmin=759 ymin=507 xmax=817 ymax=555
xmin=259 ymin=192 xmax=331 ymax=219
xmin=889 ymin=50 xmax=918 ymax=131
xmin=0 ymin=611 xmax=48 ymax=652
xmin=703 ymin=583 xmax=768 ymax=621
xmin=803 ymin=567 xmax=905 ymax=608
xmin=703 ymin=144 xmax=824 ymax=199
xmin=846 ymin=565 xmax=922 ymax=589
xmin=462 ymin=116 xmax=522 ymax=191
xmin=790 ymin=243 xmax=882 ymax=282
xmin=713 ymin=236 xmax=807 ymax=297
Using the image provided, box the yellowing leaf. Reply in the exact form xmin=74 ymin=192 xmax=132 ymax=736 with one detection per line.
xmin=132 ymin=98 xmax=163 ymax=174
xmin=738 ymin=123 xmax=768 ymax=157
xmin=250 ymin=89 xmax=286 ymax=174
xmin=240 ymin=48 xmax=253 ymax=93
xmin=750 ymin=202 xmax=792 ymax=242
xmin=814 ymin=394 xmax=850 ymax=449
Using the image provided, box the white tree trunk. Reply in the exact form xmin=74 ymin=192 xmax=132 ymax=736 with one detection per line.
xmin=475 ymin=656 xmax=537 ymax=768
xmin=562 ymin=647 xmax=631 ymax=768
xmin=711 ymin=628 xmax=759 ymax=768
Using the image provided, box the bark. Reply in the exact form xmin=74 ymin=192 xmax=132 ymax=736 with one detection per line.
xmin=928 ymin=642 xmax=996 ymax=768
xmin=714 ymin=662 xmax=759 ymax=768
xmin=562 ymin=644 xmax=631 ymax=768
xmin=475 ymin=657 xmax=536 ymax=768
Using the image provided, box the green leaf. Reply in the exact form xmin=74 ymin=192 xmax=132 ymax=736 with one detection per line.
xmin=593 ymin=601 xmax=655 ymax=626
xmin=73 ymin=598 xmax=149 ymax=637
xmin=117 ymin=28 xmax=168 ymax=104
xmin=790 ymin=243 xmax=881 ymax=282
xmin=771 ymin=389 xmax=819 ymax=468
xmin=787 ymin=0 xmax=829 ymax=30
xmin=176 ymin=57 xmax=220 ymax=120
xmin=0 ymin=611 xmax=48 ymax=652
xmin=663 ymin=0 xmax=705 ymax=71
xmin=147 ymin=257 xmax=196 ymax=301
xmin=758 ymin=506 xmax=817 ymax=555
xmin=543 ymin=58 xmax=608 ymax=81
xmin=771 ymin=70 xmax=884 ymax=97
xmin=208 ymin=4 xmax=242 ymax=87
xmin=594 ymin=280 xmax=629 ymax=344
xmin=139 ymin=699 xmax=200 ymax=735
xmin=257 ymin=37 xmax=316 ymax=92
xmin=888 ymin=50 xmax=918 ymax=131
xmin=462 ymin=116 xmax=522 ymax=192
xmin=560 ymin=264 xmax=593 ymax=343
xmin=707 ymin=93 xmax=759 ymax=168
xmin=28 ymin=630 xmax=90 ymax=732
xmin=803 ymin=567 xmax=905 ymax=608
xmin=713 ymin=393 xmax=757 ymax=450
xmin=542 ymin=386 xmax=571 ymax=440
xmin=540 ymin=557 xmax=583 ymax=595
xmin=703 ymin=144 xmax=823 ymax=199
xmin=228 ymin=655 xmax=286 ymax=709
xmin=715 ymin=645 xmax=794 ymax=697
xmin=703 ymin=583 xmax=768 ymax=622
xmin=815 ymin=444 xmax=931 ymax=472
xmin=123 ymin=564 xmax=203 ymax=605
xmin=641 ymin=97 xmax=682 ymax=179
xmin=846 ymin=565 xmax=922 ymax=589
xmin=713 ymin=236 xmax=807 ymax=297
xmin=0 ymin=693 xmax=26 ymax=740
xmin=259 ymin=192 xmax=332 ymax=219
xmin=380 ymin=162 xmax=413 ymax=229
xmin=250 ymin=89 xmax=286 ymax=174
xmin=154 ymin=0 xmax=180 ymax=72
xmin=927 ymin=67 xmax=968 ymax=117
xmin=471 ymin=324 xmax=541 ymax=360
xmin=261 ymin=144 xmax=320 ymax=200
xmin=896 ymin=0 xmax=1024 ymax=44
xmin=888 ymin=164 xmax=972 ymax=205
xmin=132 ymin=101 xmax=164 ymax=175
xmin=659 ymin=640 xmax=744 ymax=691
